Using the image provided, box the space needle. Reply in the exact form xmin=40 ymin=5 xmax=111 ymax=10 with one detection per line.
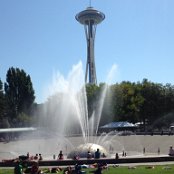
xmin=76 ymin=2 xmax=105 ymax=84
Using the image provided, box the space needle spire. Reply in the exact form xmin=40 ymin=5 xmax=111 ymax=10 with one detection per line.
xmin=89 ymin=0 xmax=91 ymax=7
xmin=76 ymin=3 xmax=105 ymax=84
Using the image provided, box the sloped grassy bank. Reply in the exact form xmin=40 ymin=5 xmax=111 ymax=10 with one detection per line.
xmin=1 ymin=165 xmax=174 ymax=174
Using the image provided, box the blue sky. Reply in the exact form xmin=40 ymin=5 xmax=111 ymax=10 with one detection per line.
xmin=0 ymin=0 xmax=174 ymax=103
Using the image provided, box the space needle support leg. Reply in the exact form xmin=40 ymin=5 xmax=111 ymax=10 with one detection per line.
xmin=84 ymin=25 xmax=89 ymax=83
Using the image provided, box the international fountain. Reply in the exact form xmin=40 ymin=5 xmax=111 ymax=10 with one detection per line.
xmin=39 ymin=61 xmax=121 ymax=159
xmin=1 ymin=62 xmax=173 ymax=166
xmin=0 ymin=61 xmax=145 ymax=163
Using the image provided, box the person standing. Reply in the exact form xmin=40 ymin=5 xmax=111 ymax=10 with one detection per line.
xmin=95 ymin=149 xmax=101 ymax=159
xmin=58 ymin=150 xmax=64 ymax=160
xmin=39 ymin=154 xmax=43 ymax=161
xmin=87 ymin=151 xmax=92 ymax=159
xmin=115 ymin=153 xmax=119 ymax=160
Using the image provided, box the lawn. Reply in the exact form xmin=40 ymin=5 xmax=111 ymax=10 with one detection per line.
xmin=0 ymin=165 xmax=174 ymax=174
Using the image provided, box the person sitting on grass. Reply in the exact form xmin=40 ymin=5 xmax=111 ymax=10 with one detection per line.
xmin=90 ymin=163 xmax=102 ymax=174
xmin=51 ymin=167 xmax=62 ymax=173
xmin=75 ymin=163 xmax=83 ymax=174
xmin=14 ymin=160 xmax=23 ymax=174
xmin=31 ymin=161 xmax=41 ymax=174
xmin=64 ymin=166 xmax=73 ymax=174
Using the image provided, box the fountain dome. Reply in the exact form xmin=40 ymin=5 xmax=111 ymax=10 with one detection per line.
xmin=67 ymin=143 xmax=108 ymax=159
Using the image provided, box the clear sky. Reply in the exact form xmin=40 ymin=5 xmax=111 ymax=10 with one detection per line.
xmin=0 ymin=0 xmax=174 ymax=103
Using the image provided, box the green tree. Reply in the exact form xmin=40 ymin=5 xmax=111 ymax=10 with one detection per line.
xmin=4 ymin=67 xmax=35 ymax=124
xmin=0 ymin=79 xmax=5 ymax=119
xmin=139 ymin=79 xmax=165 ymax=130
xmin=113 ymin=81 xmax=144 ymax=123
xmin=164 ymin=83 xmax=174 ymax=113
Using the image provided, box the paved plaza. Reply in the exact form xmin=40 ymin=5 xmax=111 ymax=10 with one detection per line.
xmin=0 ymin=135 xmax=173 ymax=161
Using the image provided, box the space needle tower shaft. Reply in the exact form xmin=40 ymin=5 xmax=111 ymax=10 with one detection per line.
xmin=76 ymin=7 xmax=105 ymax=84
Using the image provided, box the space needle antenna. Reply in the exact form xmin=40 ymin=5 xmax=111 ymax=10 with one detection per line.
xmin=89 ymin=0 xmax=91 ymax=7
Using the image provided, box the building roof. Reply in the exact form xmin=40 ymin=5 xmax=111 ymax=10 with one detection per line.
xmin=100 ymin=121 xmax=136 ymax=129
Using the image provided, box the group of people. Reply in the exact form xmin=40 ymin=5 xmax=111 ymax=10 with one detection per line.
xmin=26 ymin=152 xmax=43 ymax=161
xmin=13 ymin=148 xmax=122 ymax=174
xmin=58 ymin=148 xmax=103 ymax=160
xmin=87 ymin=148 xmax=101 ymax=159
xmin=14 ymin=161 xmax=105 ymax=174
xmin=63 ymin=163 xmax=106 ymax=174
xmin=14 ymin=160 xmax=41 ymax=174
xmin=13 ymin=152 xmax=44 ymax=174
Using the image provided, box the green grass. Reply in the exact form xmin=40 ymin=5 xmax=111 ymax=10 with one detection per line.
xmin=93 ymin=165 xmax=174 ymax=174
xmin=0 ymin=169 xmax=13 ymax=174
xmin=0 ymin=165 xmax=174 ymax=174
xmin=102 ymin=165 xmax=174 ymax=174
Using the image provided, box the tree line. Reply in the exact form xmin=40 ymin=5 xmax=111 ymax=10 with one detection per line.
xmin=0 ymin=67 xmax=35 ymax=128
xmin=0 ymin=67 xmax=174 ymax=131
xmin=86 ymin=80 xmax=174 ymax=131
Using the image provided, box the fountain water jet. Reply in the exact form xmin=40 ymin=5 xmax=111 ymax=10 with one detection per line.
xmin=39 ymin=62 xmax=118 ymax=158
